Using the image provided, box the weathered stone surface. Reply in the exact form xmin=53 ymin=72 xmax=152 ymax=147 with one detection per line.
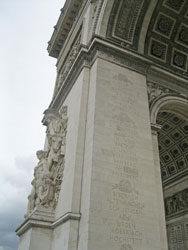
xmin=16 ymin=1 xmax=188 ymax=250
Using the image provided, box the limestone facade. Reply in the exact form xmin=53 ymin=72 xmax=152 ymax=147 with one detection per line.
xmin=16 ymin=1 xmax=188 ymax=250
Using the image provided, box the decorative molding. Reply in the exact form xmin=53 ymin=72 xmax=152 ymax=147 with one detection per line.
xmin=147 ymin=82 xmax=179 ymax=107
xmin=25 ymin=106 xmax=68 ymax=217
xmin=165 ymin=188 xmax=188 ymax=218
xmin=175 ymin=23 xmax=188 ymax=49
xmin=56 ymin=31 xmax=82 ymax=93
xmin=106 ymin=0 xmax=149 ymax=50
xmin=49 ymin=36 xmax=188 ymax=110
xmin=53 ymin=212 xmax=81 ymax=228
xmin=153 ymin=12 xmax=175 ymax=39
xmin=163 ymin=0 xmax=186 ymax=14
xmin=16 ymin=209 xmax=81 ymax=236
xmin=145 ymin=0 xmax=188 ymax=75
xmin=16 ymin=206 xmax=55 ymax=236
xmin=49 ymin=37 xmax=153 ymax=109
xmin=113 ymin=0 xmax=144 ymax=44
xmin=151 ymin=122 xmax=162 ymax=135
xmin=91 ymin=0 xmax=104 ymax=36
xmin=171 ymin=48 xmax=187 ymax=72
xmin=149 ymin=38 xmax=168 ymax=62
xmin=47 ymin=0 xmax=84 ymax=58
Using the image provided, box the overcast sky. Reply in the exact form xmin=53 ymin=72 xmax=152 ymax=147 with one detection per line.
xmin=0 ymin=1 xmax=65 ymax=249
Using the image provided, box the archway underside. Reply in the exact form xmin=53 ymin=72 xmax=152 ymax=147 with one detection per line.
xmin=106 ymin=0 xmax=188 ymax=76
xmin=157 ymin=111 xmax=188 ymax=185
xmin=157 ymin=111 xmax=188 ymax=250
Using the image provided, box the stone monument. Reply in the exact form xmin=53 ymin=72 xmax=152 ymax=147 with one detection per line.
xmin=16 ymin=1 xmax=188 ymax=250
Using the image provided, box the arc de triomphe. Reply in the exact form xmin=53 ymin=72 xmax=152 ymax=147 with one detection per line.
xmin=16 ymin=1 xmax=188 ymax=250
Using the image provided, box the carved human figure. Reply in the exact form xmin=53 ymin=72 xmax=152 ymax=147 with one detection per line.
xmin=40 ymin=170 xmax=56 ymax=207
xmin=59 ymin=108 xmax=68 ymax=155
xmin=47 ymin=135 xmax=63 ymax=171
xmin=26 ymin=150 xmax=48 ymax=215
xmin=165 ymin=198 xmax=174 ymax=215
xmin=46 ymin=115 xmax=62 ymax=138
xmin=172 ymin=196 xmax=177 ymax=213
xmin=36 ymin=150 xmax=48 ymax=172
xmin=26 ymin=106 xmax=68 ymax=215
xmin=26 ymin=179 xmax=36 ymax=215
xmin=177 ymin=192 xmax=187 ymax=210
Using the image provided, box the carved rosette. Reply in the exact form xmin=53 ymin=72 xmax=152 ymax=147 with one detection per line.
xmin=26 ymin=106 xmax=68 ymax=217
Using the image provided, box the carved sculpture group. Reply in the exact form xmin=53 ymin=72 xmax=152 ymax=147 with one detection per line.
xmin=165 ymin=188 xmax=188 ymax=217
xmin=26 ymin=106 xmax=68 ymax=216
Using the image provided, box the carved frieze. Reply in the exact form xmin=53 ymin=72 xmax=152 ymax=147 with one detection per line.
xmin=114 ymin=0 xmax=143 ymax=43
xmin=147 ymin=82 xmax=178 ymax=106
xmin=91 ymin=0 xmax=104 ymax=36
xmin=56 ymin=33 xmax=81 ymax=92
xmin=26 ymin=106 xmax=68 ymax=216
xmin=165 ymin=188 xmax=188 ymax=218
xmin=106 ymin=0 xmax=149 ymax=49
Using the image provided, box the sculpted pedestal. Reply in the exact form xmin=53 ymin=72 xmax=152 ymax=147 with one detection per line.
xmin=16 ymin=206 xmax=54 ymax=250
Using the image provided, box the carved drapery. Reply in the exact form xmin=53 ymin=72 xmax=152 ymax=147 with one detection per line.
xmin=26 ymin=106 xmax=68 ymax=216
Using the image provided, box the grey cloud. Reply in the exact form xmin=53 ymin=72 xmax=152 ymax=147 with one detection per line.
xmin=0 ymin=215 xmax=20 ymax=250
xmin=0 ymin=155 xmax=35 ymax=250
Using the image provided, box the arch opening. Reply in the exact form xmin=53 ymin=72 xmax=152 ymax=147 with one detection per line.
xmin=156 ymin=100 xmax=188 ymax=250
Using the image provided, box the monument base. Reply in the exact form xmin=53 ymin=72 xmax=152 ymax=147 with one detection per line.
xmin=16 ymin=206 xmax=54 ymax=250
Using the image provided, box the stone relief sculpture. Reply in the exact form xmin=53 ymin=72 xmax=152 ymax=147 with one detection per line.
xmin=165 ymin=188 xmax=188 ymax=217
xmin=25 ymin=106 xmax=68 ymax=217
xmin=147 ymin=82 xmax=178 ymax=106
xmin=58 ymin=34 xmax=81 ymax=89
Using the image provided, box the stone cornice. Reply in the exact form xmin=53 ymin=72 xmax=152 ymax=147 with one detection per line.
xmin=147 ymin=66 xmax=188 ymax=96
xmin=151 ymin=123 xmax=162 ymax=135
xmin=16 ymin=207 xmax=55 ymax=236
xmin=48 ymin=36 xmax=188 ymax=110
xmin=53 ymin=212 xmax=81 ymax=228
xmin=16 ymin=210 xmax=81 ymax=236
xmin=47 ymin=0 xmax=85 ymax=58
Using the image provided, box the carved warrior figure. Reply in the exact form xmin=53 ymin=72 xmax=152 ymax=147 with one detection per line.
xmin=165 ymin=188 xmax=188 ymax=217
xmin=26 ymin=107 xmax=68 ymax=217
